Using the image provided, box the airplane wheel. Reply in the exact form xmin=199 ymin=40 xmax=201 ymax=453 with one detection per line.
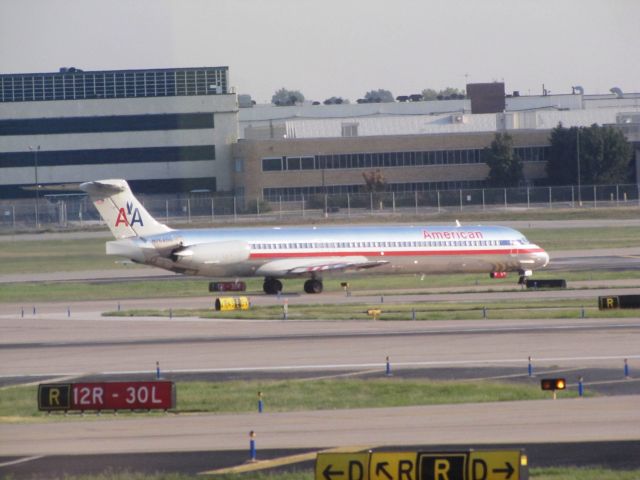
xmin=304 ymin=279 xmax=323 ymax=294
xmin=263 ymin=278 xmax=283 ymax=295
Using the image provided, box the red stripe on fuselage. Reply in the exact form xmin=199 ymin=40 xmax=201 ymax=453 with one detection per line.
xmin=249 ymin=248 xmax=544 ymax=259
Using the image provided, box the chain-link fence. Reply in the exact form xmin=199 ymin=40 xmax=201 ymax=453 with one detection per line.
xmin=2 ymin=184 xmax=639 ymax=231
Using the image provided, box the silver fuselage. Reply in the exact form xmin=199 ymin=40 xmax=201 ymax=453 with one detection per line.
xmin=110 ymin=224 xmax=549 ymax=278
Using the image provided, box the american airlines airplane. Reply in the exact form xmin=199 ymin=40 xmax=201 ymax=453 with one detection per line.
xmin=81 ymin=179 xmax=549 ymax=294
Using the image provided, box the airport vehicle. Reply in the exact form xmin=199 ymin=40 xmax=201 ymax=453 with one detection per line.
xmin=81 ymin=179 xmax=549 ymax=294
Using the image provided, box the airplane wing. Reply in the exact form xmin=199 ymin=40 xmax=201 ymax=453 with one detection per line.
xmin=255 ymin=256 xmax=389 ymax=277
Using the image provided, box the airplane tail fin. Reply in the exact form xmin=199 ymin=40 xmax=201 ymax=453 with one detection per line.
xmin=80 ymin=179 xmax=171 ymax=239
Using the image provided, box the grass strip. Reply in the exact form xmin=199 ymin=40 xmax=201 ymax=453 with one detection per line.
xmin=2 ymin=225 xmax=640 ymax=276
xmin=3 ymin=268 xmax=640 ymax=304
xmin=0 ymin=378 xmax=583 ymax=423
xmin=105 ymin=297 xmax=640 ymax=321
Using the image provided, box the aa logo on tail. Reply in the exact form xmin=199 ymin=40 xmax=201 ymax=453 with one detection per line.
xmin=115 ymin=202 xmax=144 ymax=227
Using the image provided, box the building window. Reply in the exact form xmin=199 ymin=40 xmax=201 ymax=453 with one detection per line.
xmin=301 ymin=156 xmax=315 ymax=169
xmin=341 ymin=122 xmax=358 ymax=137
xmin=262 ymin=157 xmax=283 ymax=171
xmin=286 ymin=157 xmax=301 ymax=170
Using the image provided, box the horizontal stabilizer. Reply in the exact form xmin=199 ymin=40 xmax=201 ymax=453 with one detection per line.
xmin=80 ymin=181 xmax=126 ymax=197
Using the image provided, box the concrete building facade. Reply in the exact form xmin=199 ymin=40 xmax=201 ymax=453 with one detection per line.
xmin=1 ymin=67 xmax=639 ymax=205
xmin=0 ymin=67 xmax=238 ymax=198
xmin=233 ymin=130 xmax=550 ymax=201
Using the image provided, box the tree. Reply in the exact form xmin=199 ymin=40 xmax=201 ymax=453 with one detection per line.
xmin=439 ymin=87 xmax=466 ymax=100
xmin=483 ymin=132 xmax=524 ymax=187
xmin=271 ymin=88 xmax=304 ymax=106
xmin=362 ymin=169 xmax=387 ymax=209
xmin=545 ymin=123 xmax=576 ymax=185
xmin=361 ymin=89 xmax=394 ymax=103
xmin=422 ymin=88 xmax=438 ymax=101
xmin=421 ymin=87 xmax=466 ymax=101
xmin=237 ymin=94 xmax=255 ymax=108
xmin=362 ymin=169 xmax=387 ymax=192
xmin=323 ymin=96 xmax=345 ymax=105
xmin=546 ymin=123 xmax=632 ymax=185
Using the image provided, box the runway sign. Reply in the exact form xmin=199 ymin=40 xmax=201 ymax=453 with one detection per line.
xmin=599 ymin=295 xmax=640 ymax=310
xmin=316 ymin=450 xmax=526 ymax=480
xmin=38 ymin=381 xmax=176 ymax=412
xmin=316 ymin=452 xmax=370 ymax=480
xmin=370 ymin=452 xmax=419 ymax=480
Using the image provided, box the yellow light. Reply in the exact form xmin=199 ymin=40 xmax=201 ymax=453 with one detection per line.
xmin=520 ymin=454 xmax=528 ymax=467
xmin=556 ymin=379 xmax=566 ymax=390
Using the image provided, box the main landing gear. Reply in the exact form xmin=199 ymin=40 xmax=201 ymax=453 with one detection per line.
xmin=262 ymin=277 xmax=324 ymax=294
xmin=303 ymin=278 xmax=323 ymax=294
xmin=263 ymin=277 xmax=283 ymax=295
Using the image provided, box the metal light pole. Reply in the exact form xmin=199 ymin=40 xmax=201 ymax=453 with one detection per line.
xmin=29 ymin=145 xmax=41 ymax=227
xmin=576 ymin=128 xmax=582 ymax=206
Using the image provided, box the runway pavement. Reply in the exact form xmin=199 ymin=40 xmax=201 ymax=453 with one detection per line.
xmin=2 ymin=396 xmax=639 ymax=457
xmin=1 ymin=234 xmax=640 ymax=477
xmin=1 ymin=315 xmax=639 ymax=377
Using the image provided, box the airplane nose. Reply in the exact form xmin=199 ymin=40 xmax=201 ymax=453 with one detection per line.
xmin=537 ymin=250 xmax=550 ymax=268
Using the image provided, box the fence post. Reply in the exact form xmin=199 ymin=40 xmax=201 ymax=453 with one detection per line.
xmin=482 ymin=189 xmax=485 ymax=210
xmin=347 ymin=193 xmax=351 ymax=217
xmin=302 ymin=194 xmax=305 ymax=218
xmin=594 ymin=185 xmax=597 ymax=208
xmin=12 ymin=205 xmax=16 ymax=228
xmin=233 ymin=196 xmax=237 ymax=222
xmin=527 ymin=187 xmax=530 ymax=209
xmin=278 ymin=196 xmax=282 ymax=219
xmin=437 ymin=191 xmax=441 ymax=213
xmin=370 ymin=192 xmax=373 ymax=213
xmin=165 ymin=200 xmax=169 ymax=223
xmin=392 ymin=191 xmax=396 ymax=214
xmin=548 ymin=187 xmax=552 ymax=209
xmin=414 ymin=190 xmax=418 ymax=215
xmin=616 ymin=184 xmax=619 ymax=206
xmin=459 ymin=189 xmax=463 ymax=211
xmin=211 ymin=198 xmax=215 ymax=222
xmin=504 ymin=188 xmax=507 ymax=209
xmin=571 ymin=186 xmax=575 ymax=208
xmin=187 ymin=198 xmax=191 ymax=223
xmin=256 ymin=197 xmax=260 ymax=216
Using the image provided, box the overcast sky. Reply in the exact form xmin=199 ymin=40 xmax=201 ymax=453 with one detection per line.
xmin=1 ymin=0 xmax=638 ymax=104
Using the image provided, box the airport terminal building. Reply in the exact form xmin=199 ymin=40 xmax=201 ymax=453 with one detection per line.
xmin=1 ymin=66 xmax=639 ymax=203
xmin=0 ymin=66 xmax=238 ymax=198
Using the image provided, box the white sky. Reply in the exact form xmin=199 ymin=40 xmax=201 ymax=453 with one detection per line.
xmin=1 ymin=0 xmax=638 ymax=104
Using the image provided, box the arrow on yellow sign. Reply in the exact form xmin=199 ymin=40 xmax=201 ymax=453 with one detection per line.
xmin=375 ymin=462 xmax=392 ymax=480
xmin=323 ymin=464 xmax=344 ymax=480
xmin=492 ymin=462 xmax=514 ymax=479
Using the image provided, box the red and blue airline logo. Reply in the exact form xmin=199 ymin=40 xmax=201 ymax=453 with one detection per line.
xmin=115 ymin=202 xmax=144 ymax=227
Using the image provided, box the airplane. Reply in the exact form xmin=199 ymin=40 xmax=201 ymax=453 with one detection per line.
xmin=80 ymin=179 xmax=549 ymax=294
